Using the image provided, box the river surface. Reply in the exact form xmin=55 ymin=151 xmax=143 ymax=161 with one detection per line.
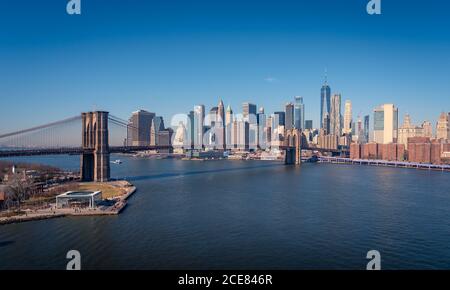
xmin=1 ymin=155 xmax=450 ymax=270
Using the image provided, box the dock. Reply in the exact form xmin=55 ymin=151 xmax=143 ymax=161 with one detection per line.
xmin=318 ymin=156 xmax=450 ymax=172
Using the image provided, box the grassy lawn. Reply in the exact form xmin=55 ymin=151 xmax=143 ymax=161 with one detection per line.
xmin=76 ymin=183 xmax=126 ymax=199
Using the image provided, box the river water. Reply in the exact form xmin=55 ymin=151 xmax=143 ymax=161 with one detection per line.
xmin=1 ymin=155 xmax=450 ymax=269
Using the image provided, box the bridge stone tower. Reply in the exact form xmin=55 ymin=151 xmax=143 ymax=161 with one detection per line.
xmin=284 ymin=128 xmax=302 ymax=165
xmin=81 ymin=111 xmax=110 ymax=182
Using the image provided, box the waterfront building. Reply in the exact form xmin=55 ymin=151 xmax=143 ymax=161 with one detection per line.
xmin=330 ymin=93 xmax=342 ymax=137
xmin=318 ymin=133 xmax=338 ymax=150
xmin=373 ymin=104 xmax=399 ymax=144
xmin=351 ymin=143 xmax=405 ymax=161
xmin=320 ymin=76 xmax=331 ymax=130
xmin=128 ymin=110 xmax=155 ymax=146
xmin=56 ymin=191 xmax=102 ymax=209
xmin=157 ymin=128 xmax=173 ymax=152
xmin=343 ymin=100 xmax=352 ymax=135
xmin=285 ymin=102 xmax=294 ymax=130
xmin=294 ymin=96 xmax=305 ymax=130
xmin=436 ymin=112 xmax=449 ymax=140
xmin=407 ymin=137 xmax=449 ymax=164
xmin=305 ymin=120 xmax=313 ymax=130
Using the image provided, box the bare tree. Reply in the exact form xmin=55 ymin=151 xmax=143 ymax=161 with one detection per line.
xmin=7 ymin=174 xmax=32 ymax=212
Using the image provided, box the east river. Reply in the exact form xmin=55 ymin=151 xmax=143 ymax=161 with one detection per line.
xmin=1 ymin=155 xmax=450 ymax=269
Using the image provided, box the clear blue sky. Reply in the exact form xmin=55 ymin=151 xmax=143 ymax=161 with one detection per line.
xmin=1 ymin=0 xmax=449 ymax=133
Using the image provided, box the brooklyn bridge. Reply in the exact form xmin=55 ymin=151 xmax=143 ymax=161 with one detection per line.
xmin=0 ymin=111 xmax=342 ymax=182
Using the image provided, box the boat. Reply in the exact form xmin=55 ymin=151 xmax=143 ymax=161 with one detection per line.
xmin=111 ymin=159 xmax=122 ymax=164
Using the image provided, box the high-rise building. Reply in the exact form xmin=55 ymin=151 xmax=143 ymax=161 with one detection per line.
xmin=225 ymin=105 xmax=233 ymax=149
xmin=436 ymin=112 xmax=449 ymax=140
xmin=257 ymin=107 xmax=266 ymax=149
xmin=330 ymin=93 xmax=341 ymax=136
xmin=187 ymin=111 xmax=195 ymax=149
xmin=364 ymin=115 xmax=370 ymax=143
xmin=398 ymin=114 xmax=424 ymax=149
xmin=128 ymin=110 xmax=155 ymax=146
xmin=242 ymin=103 xmax=257 ymax=121
xmin=357 ymin=115 xmax=363 ymax=139
xmin=320 ymin=77 xmax=331 ymax=130
xmin=216 ymin=100 xmax=226 ymax=149
xmin=305 ymin=120 xmax=313 ymax=130
xmin=266 ymin=116 xmax=273 ymax=145
xmin=194 ymin=105 xmax=205 ymax=149
xmin=273 ymin=111 xmax=285 ymax=127
xmin=343 ymin=100 xmax=352 ymax=135
xmin=294 ymin=96 xmax=305 ymax=130
xmin=373 ymin=104 xmax=399 ymax=144
xmin=150 ymin=116 xmax=165 ymax=146
xmin=422 ymin=121 xmax=433 ymax=138
xmin=285 ymin=102 xmax=294 ymax=130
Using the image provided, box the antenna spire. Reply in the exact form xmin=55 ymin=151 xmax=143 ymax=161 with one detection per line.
xmin=324 ymin=67 xmax=328 ymax=85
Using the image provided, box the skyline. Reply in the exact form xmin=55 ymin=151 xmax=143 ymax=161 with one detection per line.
xmin=1 ymin=0 xmax=450 ymax=133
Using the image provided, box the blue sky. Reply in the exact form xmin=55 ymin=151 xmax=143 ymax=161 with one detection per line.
xmin=1 ymin=0 xmax=449 ymax=133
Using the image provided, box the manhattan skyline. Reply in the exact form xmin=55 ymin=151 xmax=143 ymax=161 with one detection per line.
xmin=1 ymin=0 xmax=450 ymax=133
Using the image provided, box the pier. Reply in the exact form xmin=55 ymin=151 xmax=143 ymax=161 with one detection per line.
xmin=318 ymin=156 xmax=450 ymax=172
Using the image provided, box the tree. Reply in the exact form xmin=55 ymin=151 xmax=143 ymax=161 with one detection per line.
xmin=6 ymin=174 xmax=32 ymax=212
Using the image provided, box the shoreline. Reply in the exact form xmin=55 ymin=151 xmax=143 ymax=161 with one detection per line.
xmin=0 ymin=180 xmax=136 ymax=226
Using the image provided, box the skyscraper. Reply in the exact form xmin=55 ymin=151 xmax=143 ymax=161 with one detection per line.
xmin=273 ymin=111 xmax=285 ymax=127
xmin=285 ymin=102 xmax=294 ymax=130
xmin=330 ymin=93 xmax=341 ymax=136
xmin=343 ymin=100 xmax=352 ymax=135
xmin=364 ymin=115 xmax=370 ymax=143
xmin=128 ymin=110 xmax=155 ymax=146
xmin=242 ymin=103 xmax=257 ymax=121
xmin=305 ymin=120 xmax=313 ymax=130
xmin=422 ymin=121 xmax=433 ymax=138
xmin=194 ymin=105 xmax=205 ymax=149
xmin=320 ymin=76 xmax=331 ymax=131
xmin=257 ymin=107 xmax=266 ymax=149
xmin=436 ymin=112 xmax=450 ymax=140
xmin=294 ymin=96 xmax=305 ymax=130
xmin=373 ymin=104 xmax=399 ymax=144
xmin=357 ymin=115 xmax=363 ymax=137
xmin=150 ymin=116 xmax=165 ymax=146
xmin=398 ymin=114 xmax=425 ymax=149
xmin=216 ymin=99 xmax=226 ymax=149
xmin=225 ymin=105 xmax=233 ymax=149
xmin=188 ymin=110 xmax=195 ymax=149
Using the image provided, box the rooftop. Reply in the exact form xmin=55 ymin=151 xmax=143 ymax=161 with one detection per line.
xmin=57 ymin=191 xmax=101 ymax=198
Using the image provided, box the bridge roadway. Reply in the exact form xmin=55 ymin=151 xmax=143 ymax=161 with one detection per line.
xmin=0 ymin=145 xmax=346 ymax=158
xmin=0 ymin=146 xmax=172 ymax=157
